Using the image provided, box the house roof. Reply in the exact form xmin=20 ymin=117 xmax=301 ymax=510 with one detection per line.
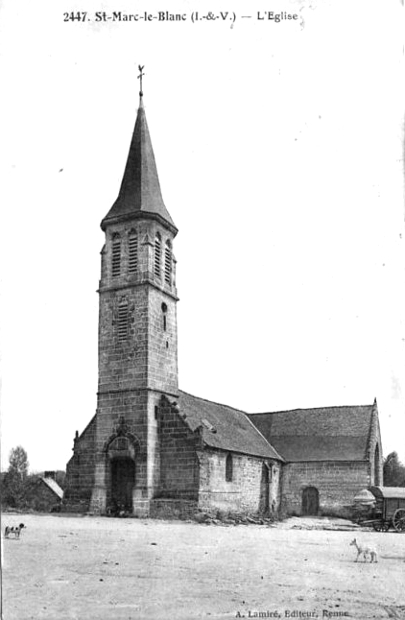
xmin=101 ymin=96 xmax=177 ymax=233
xmin=41 ymin=476 xmax=64 ymax=500
xmin=248 ymin=404 xmax=375 ymax=462
xmin=178 ymin=391 xmax=283 ymax=461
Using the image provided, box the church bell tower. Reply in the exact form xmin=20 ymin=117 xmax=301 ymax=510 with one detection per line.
xmin=90 ymin=74 xmax=179 ymax=516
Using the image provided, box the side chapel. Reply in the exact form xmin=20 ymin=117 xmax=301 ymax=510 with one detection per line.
xmin=64 ymin=83 xmax=383 ymax=519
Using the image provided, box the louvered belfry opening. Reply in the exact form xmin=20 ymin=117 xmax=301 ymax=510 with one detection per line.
xmin=154 ymin=232 xmax=162 ymax=277
xmin=112 ymin=234 xmax=121 ymax=277
xmin=128 ymin=230 xmax=138 ymax=273
xmin=164 ymin=241 xmax=172 ymax=285
xmin=117 ymin=301 xmax=129 ymax=342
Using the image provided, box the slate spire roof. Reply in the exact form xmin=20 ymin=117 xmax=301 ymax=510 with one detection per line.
xmin=101 ymin=95 xmax=177 ymax=233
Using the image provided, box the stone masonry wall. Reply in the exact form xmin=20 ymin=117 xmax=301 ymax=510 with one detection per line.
xmin=157 ymin=401 xmax=199 ymax=500
xmin=64 ymin=415 xmax=97 ymax=512
xmin=198 ymin=450 xmax=282 ymax=516
xmin=91 ymin=392 xmax=148 ymax=514
xmin=148 ymin=286 xmax=178 ymax=395
xmin=150 ymin=499 xmax=198 ymax=519
xmin=98 ymin=286 xmax=149 ymax=393
xmin=281 ymin=461 xmax=370 ymax=517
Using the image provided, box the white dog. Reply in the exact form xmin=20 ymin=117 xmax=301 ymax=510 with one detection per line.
xmin=350 ymin=538 xmax=378 ymax=563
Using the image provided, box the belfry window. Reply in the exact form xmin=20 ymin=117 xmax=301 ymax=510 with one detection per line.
xmin=154 ymin=233 xmax=162 ymax=278
xmin=117 ymin=301 xmax=129 ymax=342
xmin=128 ymin=230 xmax=138 ymax=274
xmin=164 ymin=241 xmax=172 ymax=285
xmin=112 ymin=234 xmax=121 ymax=277
xmin=225 ymin=454 xmax=233 ymax=482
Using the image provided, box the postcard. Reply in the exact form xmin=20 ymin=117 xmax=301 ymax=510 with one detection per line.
xmin=1 ymin=1 xmax=404 ymax=618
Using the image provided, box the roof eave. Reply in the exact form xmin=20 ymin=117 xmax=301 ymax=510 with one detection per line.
xmin=101 ymin=209 xmax=178 ymax=235
xmin=283 ymin=458 xmax=370 ymax=464
xmin=201 ymin=439 xmax=285 ymax=462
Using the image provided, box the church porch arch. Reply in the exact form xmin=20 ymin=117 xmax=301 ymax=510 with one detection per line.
xmin=91 ymin=421 xmax=146 ymax=516
xmin=106 ymin=430 xmax=144 ymax=515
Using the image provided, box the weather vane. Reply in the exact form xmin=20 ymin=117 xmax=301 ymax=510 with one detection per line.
xmin=138 ymin=65 xmax=145 ymax=97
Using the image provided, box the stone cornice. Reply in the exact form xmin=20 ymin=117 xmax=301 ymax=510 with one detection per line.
xmin=97 ymin=387 xmax=180 ymax=399
xmin=97 ymin=279 xmax=179 ymax=301
xmin=101 ymin=210 xmax=178 ymax=236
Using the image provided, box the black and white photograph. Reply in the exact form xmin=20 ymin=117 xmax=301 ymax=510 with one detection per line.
xmin=1 ymin=0 xmax=404 ymax=618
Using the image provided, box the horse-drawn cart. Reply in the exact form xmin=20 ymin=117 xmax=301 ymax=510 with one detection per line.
xmin=354 ymin=486 xmax=405 ymax=532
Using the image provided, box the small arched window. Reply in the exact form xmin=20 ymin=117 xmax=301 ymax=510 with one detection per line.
xmin=112 ymin=234 xmax=121 ymax=277
xmin=164 ymin=240 xmax=172 ymax=285
xmin=161 ymin=302 xmax=167 ymax=332
xmin=117 ymin=300 xmax=129 ymax=343
xmin=154 ymin=233 xmax=161 ymax=278
xmin=225 ymin=453 xmax=233 ymax=482
xmin=128 ymin=230 xmax=138 ymax=274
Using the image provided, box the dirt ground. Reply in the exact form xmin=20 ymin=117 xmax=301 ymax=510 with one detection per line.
xmin=2 ymin=513 xmax=405 ymax=620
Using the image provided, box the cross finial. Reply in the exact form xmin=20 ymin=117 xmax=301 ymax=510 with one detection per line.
xmin=138 ymin=65 xmax=145 ymax=97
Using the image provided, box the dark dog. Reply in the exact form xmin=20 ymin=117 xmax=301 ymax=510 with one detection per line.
xmin=4 ymin=523 xmax=26 ymax=539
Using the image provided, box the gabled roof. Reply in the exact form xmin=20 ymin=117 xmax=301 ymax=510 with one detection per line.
xmin=178 ymin=391 xmax=283 ymax=461
xmin=40 ymin=476 xmax=64 ymax=500
xmin=249 ymin=404 xmax=375 ymax=462
xmin=101 ymin=97 xmax=177 ymax=233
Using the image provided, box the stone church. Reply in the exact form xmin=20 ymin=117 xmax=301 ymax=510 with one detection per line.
xmin=64 ymin=90 xmax=383 ymax=519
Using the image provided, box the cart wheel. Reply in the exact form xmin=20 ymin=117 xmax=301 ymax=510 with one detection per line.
xmin=392 ymin=509 xmax=405 ymax=532
xmin=373 ymin=521 xmax=389 ymax=532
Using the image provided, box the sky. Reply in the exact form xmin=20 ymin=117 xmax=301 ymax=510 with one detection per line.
xmin=0 ymin=0 xmax=404 ymax=473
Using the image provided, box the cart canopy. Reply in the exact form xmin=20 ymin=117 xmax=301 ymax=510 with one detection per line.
xmin=370 ymin=486 xmax=405 ymax=500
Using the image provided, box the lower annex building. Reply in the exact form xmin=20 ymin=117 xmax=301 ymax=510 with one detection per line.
xmin=63 ymin=87 xmax=383 ymax=519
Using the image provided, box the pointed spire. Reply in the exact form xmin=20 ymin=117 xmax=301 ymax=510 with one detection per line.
xmin=101 ymin=79 xmax=177 ymax=233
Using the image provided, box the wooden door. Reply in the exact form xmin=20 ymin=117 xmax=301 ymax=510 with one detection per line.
xmin=111 ymin=458 xmax=135 ymax=512
xmin=302 ymin=486 xmax=319 ymax=515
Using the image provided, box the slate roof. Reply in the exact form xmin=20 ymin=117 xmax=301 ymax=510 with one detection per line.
xmin=248 ymin=404 xmax=375 ymax=462
xmin=41 ymin=476 xmax=64 ymax=500
xmin=178 ymin=391 xmax=283 ymax=461
xmin=101 ymin=97 xmax=177 ymax=232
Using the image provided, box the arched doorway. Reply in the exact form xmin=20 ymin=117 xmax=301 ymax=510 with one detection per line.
xmin=302 ymin=486 xmax=319 ymax=516
xmin=106 ymin=432 xmax=137 ymax=514
xmin=111 ymin=458 xmax=135 ymax=512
